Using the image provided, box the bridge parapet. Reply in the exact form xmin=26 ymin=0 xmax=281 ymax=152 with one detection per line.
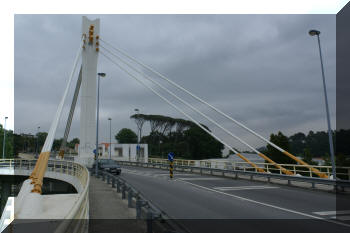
xmin=0 ymin=159 xmax=90 ymax=233
xmin=148 ymin=157 xmax=350 ymax=180
xmin=119 ymin=160 xmax=350 ymax=192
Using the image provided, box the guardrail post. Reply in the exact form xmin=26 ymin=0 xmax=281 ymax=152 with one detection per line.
xmin=146 ymin=208 xmax=153 ymax=233
xmin=136 ymin=195 xmax=142 ymax=219
xmin=311 ymin=182 xmax=315 ymax=189
xmin=267 ymin=177 xmax=271 ymax=183
xmin=128 ymin=188 xmax=133 ymax=208
xmin=117 ymin=180 xmax=121 ymax=193
xmin=102 ymin=173 xmax=105 ymax=181
xmin=287 ymin=180 xmax=291 ymax=186
xmin=122 ymin=184 xmax=126 ymax=199
xmin=107 ymin=174 xmax=110 ymax=184
xmin=112 ymin=177 xmax=115 ymax=188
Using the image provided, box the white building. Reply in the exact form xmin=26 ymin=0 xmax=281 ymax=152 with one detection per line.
xmin=97 ymin=143 xmax=148 ymax=162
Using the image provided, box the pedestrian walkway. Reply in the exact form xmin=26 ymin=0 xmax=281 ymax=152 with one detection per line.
xmin=88 ymin=175 xmax=146 ymax=233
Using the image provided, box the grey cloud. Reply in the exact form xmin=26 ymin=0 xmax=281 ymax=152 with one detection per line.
xmin=15 ymin=14 xmax=335 ymax=151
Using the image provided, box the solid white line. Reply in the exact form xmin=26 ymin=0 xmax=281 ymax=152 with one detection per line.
xmin=214 ymin=185 xmax=278 ymax=191
xmin=337 ymin=215 xmax=350 ymax=221
xmin=178 ymin=179 xmax=350 ymax=228
xmin=178 ymin=177 xmax=223 ymax=181
xmin=313 ymin=210 xmax=350 ymax=216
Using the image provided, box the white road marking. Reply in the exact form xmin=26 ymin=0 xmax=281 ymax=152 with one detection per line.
xmin=178 ymin=179 xmax=350 ymax=228
xmin=313 ymin=210 xmax=350 ymax=216
xmin=178 ymin=177 xmax=223 ymax=181
xmin=313 ymin=210 xmax=350 ymax=221
xmin=338 ymin=216 xmax=350 ymax=221
xmin=214 ymin=185 xmax=278 ymax=191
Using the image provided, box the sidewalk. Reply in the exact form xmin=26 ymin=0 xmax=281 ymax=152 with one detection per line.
xmin=88 ymin=176 xmax=146 ymax=233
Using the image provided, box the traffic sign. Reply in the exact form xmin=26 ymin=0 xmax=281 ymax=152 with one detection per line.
xmin=168 ymin=152 xmax=174 ymax=162
xmin=168 ymin=152 xmax=174 ymax=179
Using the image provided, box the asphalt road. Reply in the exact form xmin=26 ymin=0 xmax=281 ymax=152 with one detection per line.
xmin=119 ymin=165 xmax=350 ymax=233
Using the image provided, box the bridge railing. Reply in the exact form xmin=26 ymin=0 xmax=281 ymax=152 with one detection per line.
xmin=148 ymin=157 xmax=350 ymax=180
xmin=120 ymin=160 xmax=350 ymax=191
xmin=0 ymin=159 xmax=89 ymax=233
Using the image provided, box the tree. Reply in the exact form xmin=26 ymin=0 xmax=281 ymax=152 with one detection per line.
xmin=0 ymin=124 xmax=14 ymax=158
xmin=68 ymin=138 xmax=80 ymax=149
xmin=184 ymin=124 xmax=224 ymax=159
xmin=36 ymin=132 xmax=48 ymax=152
xmin=266 ymin=131 xmax=295 ymax=164
xmin=52 ymin=138 xmax=63 ymax=151
xmin=289 ymin=132 xmax=306 ymax=156
xmin=115 ymin=128 xmax=138 ymax=143
xmin=302 ymin=148 xmax=316 ymax=165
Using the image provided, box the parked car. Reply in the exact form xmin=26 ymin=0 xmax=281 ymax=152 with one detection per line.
xmin=92 ymin=159 xmax=121 ymax=175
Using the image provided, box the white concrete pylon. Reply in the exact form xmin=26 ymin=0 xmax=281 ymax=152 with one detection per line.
xmin=78 ymin=16 xmax=100 ymax=167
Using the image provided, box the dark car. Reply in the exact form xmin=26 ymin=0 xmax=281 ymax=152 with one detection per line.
xmin=93 ymin=159 xmax=121 ymax=175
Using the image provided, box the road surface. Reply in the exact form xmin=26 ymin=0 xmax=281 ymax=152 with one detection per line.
xmin=119 ymin=165 xmax=350 ymax=233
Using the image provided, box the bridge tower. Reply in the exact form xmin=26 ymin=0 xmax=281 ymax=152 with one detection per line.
xmin=77 ymin=16 xmax=100 ymax=167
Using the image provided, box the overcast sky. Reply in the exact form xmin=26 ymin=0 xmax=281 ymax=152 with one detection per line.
xmin=14 ymin=14 xmax=336 ymax=152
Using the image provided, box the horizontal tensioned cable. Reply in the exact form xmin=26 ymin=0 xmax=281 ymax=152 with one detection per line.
xmin=100 ymin=50 xmax=264 ymax=173
xmin=100 ymin=39 xmax=328 ymax=179
xmin=100 ymin=45 xmax=293 ymax=175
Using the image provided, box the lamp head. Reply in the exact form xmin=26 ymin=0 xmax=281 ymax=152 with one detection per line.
xmin=108 ymin=118 xmax=111 ymax=121
xmin=5 ymin=117 xmax=8 ymax=120
xmin=309 ymin=30 xmax=320 ymax=36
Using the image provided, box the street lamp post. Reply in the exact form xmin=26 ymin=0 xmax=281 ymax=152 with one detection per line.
xmin=95 ymin=72 xmax=106 ymax=176
xmin=36 ymin=126 xmax=40 ymax=158
xmin=108 ymin=117 xmax=112 ymax=160
xmin=309 ymin=29 xmax=336 ymax=179
xmin=134 ymin=108 xmax=140 ymax=161
xmin=2 ymin=117 xmax=8 ymax=159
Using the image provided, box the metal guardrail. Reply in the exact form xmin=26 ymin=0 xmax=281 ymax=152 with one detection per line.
xmin=91 ymin=169 xmax=190 ymax=233
xmin=118 ymin=161 xmax=350 ymax=191
xmin=0 ymin=159 xmax=90 ymax=233
xmin=148 ymin=157 xmax=350 ymax=180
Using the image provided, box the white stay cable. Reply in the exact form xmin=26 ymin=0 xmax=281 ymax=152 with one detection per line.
xmin=100 ymin=39 xmax=328 ymax=177
xmin=100 ymin=45 xmax=290 ymax=172
xmin=99 ymin=39 xmax=288 ymax=154
xmin=100 ymin=51 xmax=263 ymax=171
xmin=42 ymin=37 xmax=84 ymax=152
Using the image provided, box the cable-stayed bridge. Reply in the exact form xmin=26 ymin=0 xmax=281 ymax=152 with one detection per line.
xmin=1 ymin=16 xmax=350 ymax=233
